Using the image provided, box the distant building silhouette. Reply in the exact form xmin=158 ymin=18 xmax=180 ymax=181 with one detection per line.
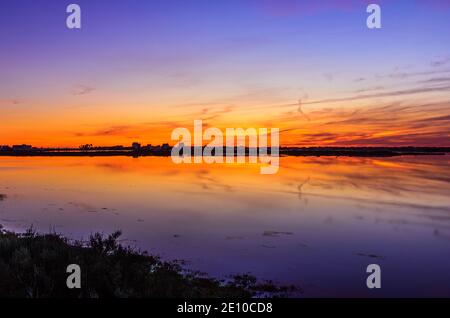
xmin=132 ymin=142 xmax=141 ymax=151
xmin=12 ymin=144 xmax=32 ymax=151
xmin=79 ymin=144 xmax=93 ymax=151
xmin=161 ymin=143 xmax=170 ymax=151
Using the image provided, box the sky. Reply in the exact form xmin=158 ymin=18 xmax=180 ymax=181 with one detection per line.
xmin=1 ymin=0 xmax=449 ymax=147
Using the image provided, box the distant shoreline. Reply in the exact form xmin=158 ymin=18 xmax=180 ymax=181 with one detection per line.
xmin=0 ymin=147 xmax=449 ymax=158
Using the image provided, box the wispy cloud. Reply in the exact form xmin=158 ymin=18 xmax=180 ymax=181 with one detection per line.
xmin=302 ymin=85 xmax=450 ymax=106
xmin=386 ymin=69 xmax=450 ymax=80
xmin=71 ymin=85 xmax=95 ymax=96
xmin=431 ymin=57 xmax=450 ymax=67
xmin=253 ymin=0 xmax=380 ymax=17
xmin=354 ymin=86 xmax=385 ymax=94
xmin=74 ymin=125 xmax=132 ymax=137
xmin=274 ymin=99 xmax=450 ymax=147
xmin=0 ymin=99 xmax=21 ymax=106
xmin=419 ymin=77 xmax=450 ymax=84
xmin=415 ymin=115 xmax=450 ymax=122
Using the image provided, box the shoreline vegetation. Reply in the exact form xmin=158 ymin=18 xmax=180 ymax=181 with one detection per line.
xmin=0 ymin=145 xmax=449 ymax=157
xmin=0 ymin=226 xmax=295 ymax=298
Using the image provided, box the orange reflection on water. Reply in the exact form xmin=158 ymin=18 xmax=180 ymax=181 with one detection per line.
xmin=1 ymin=155 xmax=449 ymax=214
xmin=0 ymin=155 xmax=450 ymax=296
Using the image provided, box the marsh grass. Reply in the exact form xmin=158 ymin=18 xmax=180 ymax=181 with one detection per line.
xmin=0 ymin=227 xmax=295 ymax=298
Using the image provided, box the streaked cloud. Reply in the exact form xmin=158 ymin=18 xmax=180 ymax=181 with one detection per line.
xmin=0 ymin=99 xmax=21 ymax=106
xmin=303 ymin=85 xmax=450 ymax=106
xmin=71 ymin=85 xmax=95 ymax=96
xmin=431 ymin=57 xmax=450 ymax=67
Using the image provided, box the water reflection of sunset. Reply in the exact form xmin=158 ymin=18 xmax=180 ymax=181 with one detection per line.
xmin=2 ymin=155 xmax=449 ymax=211
xmin=1 ymin=155 xmax=449 ymax=296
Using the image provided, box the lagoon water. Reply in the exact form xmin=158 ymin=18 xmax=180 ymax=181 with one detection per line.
xmin=0 ymin=155 xmax=449 ymax=297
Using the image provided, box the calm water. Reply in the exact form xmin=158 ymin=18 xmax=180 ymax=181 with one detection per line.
xmin=0 ymin=155 xmax=449 ymax=297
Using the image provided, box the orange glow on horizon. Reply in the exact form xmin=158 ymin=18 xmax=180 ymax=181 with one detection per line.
xmin=2 ymin=98 xmax=449 ymax=148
